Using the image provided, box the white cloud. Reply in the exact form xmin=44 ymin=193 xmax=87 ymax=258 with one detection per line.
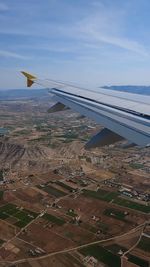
xmin=86 ymin=30 xmax=148 ymax=57
xmin=0 ymin=50 xmax=30 ymax=60
xmin=0 ymin=0 xmax=147 ymax=57
xmin=70 ymin=9 xmax=149 ymax=57
xmin=34 ymin=2 xmax=143 ymax=58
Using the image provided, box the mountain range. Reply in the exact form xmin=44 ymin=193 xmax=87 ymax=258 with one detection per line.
xmin=102 ymin=85 xmax=150 ymax=95
xmin=0 ymin=85 xmax=150 ymax=101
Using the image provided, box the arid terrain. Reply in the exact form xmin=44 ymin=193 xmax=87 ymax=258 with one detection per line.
xmin=0 ymin=96 xmax=149 ymax=267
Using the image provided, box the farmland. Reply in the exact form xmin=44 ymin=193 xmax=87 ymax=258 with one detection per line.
xmin=83 ymin=189 xmax=150 ymax=213
xmin=37 ymin=184 xmax=66 ymax=197
xmin=113 ymin=198 xmax=150 ymax=213
xmin=83 ymin=188 xmax=119 ymax=202
xmin=0 ymin=97 xmax=149 ymax=266
xmin=137 ymin=236 xmax=150 ymax=252
xmin=128 ymin=254 xmax=149 ymax=267
xmin=42 ymin=213 xmax=65 ymax=226
xmin=79 ymin=244 xmax=121 ymax=267
xmin=0 ymin=203 xmax=38 ymax=228
xmin=103 ymin=208 xmax=128 ymax=222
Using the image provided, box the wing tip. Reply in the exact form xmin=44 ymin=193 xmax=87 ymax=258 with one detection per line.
xmin=21 ymin=71 xmax=36 ymax=87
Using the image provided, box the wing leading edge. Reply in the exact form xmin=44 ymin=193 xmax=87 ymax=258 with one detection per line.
xmin=21 ymin=72 xmax=150 ymax=147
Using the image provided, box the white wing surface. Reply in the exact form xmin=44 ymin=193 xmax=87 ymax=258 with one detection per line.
xmin=21 ymin=72 xmax=150 ymax=147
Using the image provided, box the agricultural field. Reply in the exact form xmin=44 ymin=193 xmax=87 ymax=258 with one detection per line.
xmin=55 ymin=181 xmax=74 ymax=192
xmin=130 ymin=163 xmax=145 ymax=169
xmin=37 ymin=184 xmax=66 ymax=197
xmin=83 ymin=188 xmax=119 ymax=202
xmin=127 ymin=254 xmax=149 ymax=267
xmin=42 ymin=213 xmax=65 ymax=226
xmin=137 ymin=236 xmax=150 ymax=252
xmin=0 ymin=203 xmax=38 ymax=228
xmin=0 ymin=191 xmax=4 ymax=200
xmin=103 ymin=208 xmax=128 ymax=222
xmin=79 ymin=244 xmax=121 ymax=267
xmin=0 ymin=170 xmax=3 ymax=181
xmin=55 ymin=223 xmax=96 ymax=245
xmin=14 ymin=253 xmax=85 ymax=267
xmin=19 ymin=222 xmax=75 ymax=253
xmin=105 ymin=243 xmax=127 ymax=254
xmin=113 ymin=198 xmax=150 ymax=213
xmin=83 ymin=188 xmax=150 ymax=213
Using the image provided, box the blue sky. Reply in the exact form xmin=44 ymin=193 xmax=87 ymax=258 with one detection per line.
xmin=1 ymin=0 xmax=150 ymax=89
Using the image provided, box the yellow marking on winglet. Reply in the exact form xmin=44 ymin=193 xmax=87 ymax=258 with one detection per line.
xmin=21 ymin=71 xmax=37 ymax=87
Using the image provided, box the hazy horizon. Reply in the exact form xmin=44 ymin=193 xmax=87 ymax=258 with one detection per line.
xmin=0 ymin=85 xmax=150 ymax=96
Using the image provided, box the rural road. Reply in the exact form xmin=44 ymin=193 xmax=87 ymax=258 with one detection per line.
xmin=1 ymin=220 xmax=148 ymax=267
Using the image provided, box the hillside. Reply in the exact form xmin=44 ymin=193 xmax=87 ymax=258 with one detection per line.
xmin=0 ymin=140 xmax=86 ymax=173
xmin=102 ymin=85 xmax=150 ymax=95
xmin=0 ymin=141 xmax=55 ymax=171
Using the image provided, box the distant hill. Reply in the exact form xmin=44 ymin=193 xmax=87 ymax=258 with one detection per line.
xmin=0 ymin=89 xmax=49 ymax=100
xmin=1 ymin=86 xmax=150 ymax=101
xmin=102 ymin=85 xmax=150 ymax=95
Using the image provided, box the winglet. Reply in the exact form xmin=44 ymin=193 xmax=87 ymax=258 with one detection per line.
xmin=21 ymin=71 xmax=37 ymax=87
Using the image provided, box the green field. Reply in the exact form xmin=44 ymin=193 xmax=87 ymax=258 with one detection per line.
xmin=0 ymin=191 xmax=4 ymax=200
xmin=103 ymin=208 xmax=127 ymax=221
xmin=23 ymin=209 xmax=38 ymax=218
xmin=0 ymin=212 xmax=9 ymax=219
xmin=137 ymin=236 xmax=150 ymax=252
xmin=79 ymin=244 xmax=121 ymax=267
xmin=114 ymin=198 xmax=150 ymax=213
xmin=38 ymin=184 xmax=66 ymax=198
xmin=13 ymin=210 xmax=35 ymax=227
xmin=0 ymin=203 xmax=39 ymax=228
xmin=55 ymin=181 xmax=74 ymax=192
xmin=128 ymin=254 xmax=149 ymax=267
xmin=105 ymin=244 xmax=127 ymax=254
xmin=130 ymin=163 xmax=144 ymax=169
xmin=97 ymin=222 xmax=109 ymax=234
xmin=42 ymin=213 xmax=65 ymax=226
xmin=0 ymin=170 xmax=3 ymax=181
xmin=83 ymin=189 xmax=119 ymax=202
xmin=0 ymin=203 xmax=19 ymax=215
xmin=83 ymin=189 xmax=150 ymax=214
xmin=15 ymin=220 xmax=31 ymax=228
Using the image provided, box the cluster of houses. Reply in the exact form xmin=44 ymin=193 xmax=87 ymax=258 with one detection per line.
xmin=103 ymin=179 xmax=150 ymax=203
xmin=119 ymin=187 xmax=150 ymax=202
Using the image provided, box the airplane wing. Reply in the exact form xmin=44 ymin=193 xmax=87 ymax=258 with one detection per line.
xmin=21 ymin=71 xmax=150 ymax=148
